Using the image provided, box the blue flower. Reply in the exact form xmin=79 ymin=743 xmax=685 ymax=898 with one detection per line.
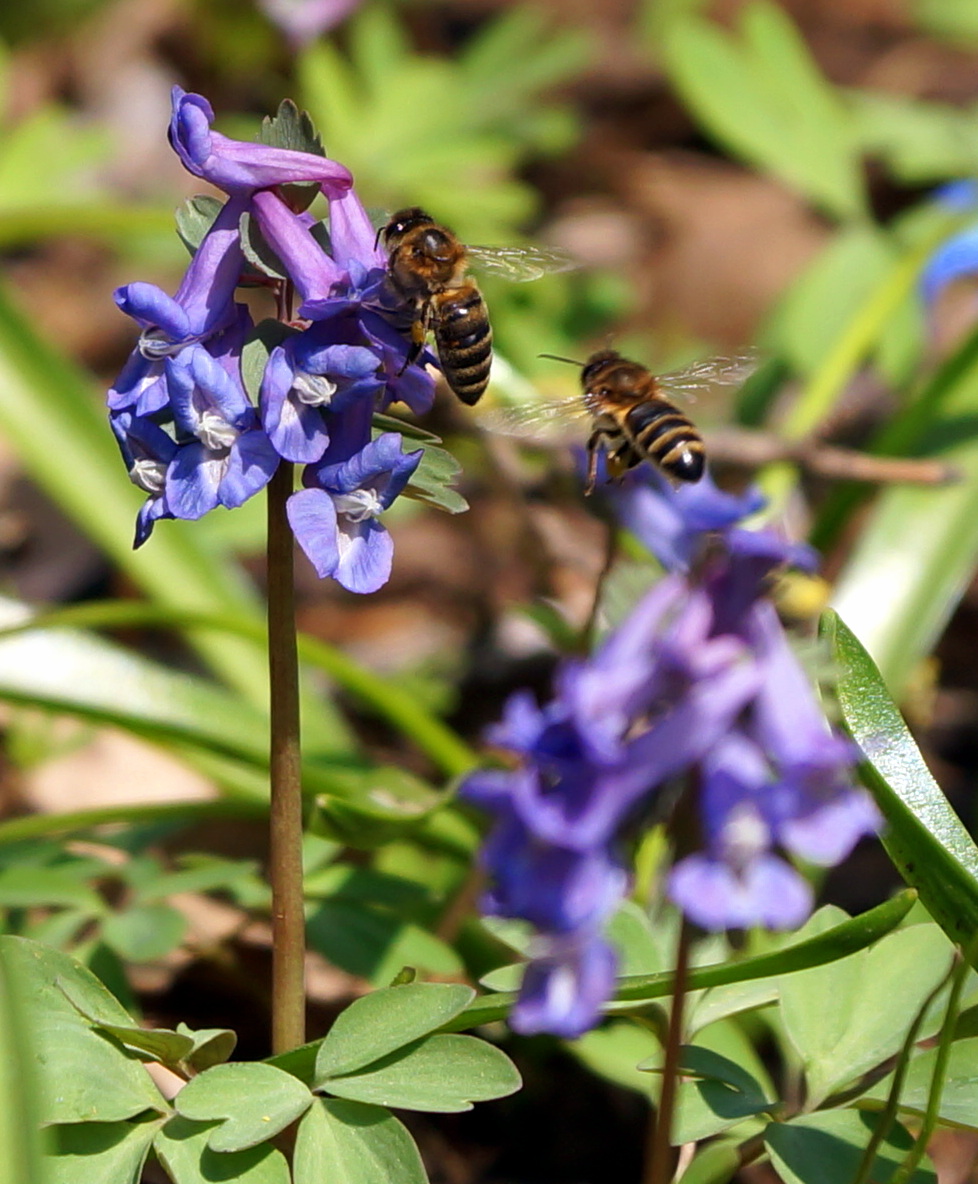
xmin=464 ymin=490 xmax=877 ymax=1035
xmin=110 ymin=410 xmax=178 ymax=546
xmin=920 ymin=179 xmax=978 ymax=306
xmin=287 ymin=421 xmax=422 ymax=593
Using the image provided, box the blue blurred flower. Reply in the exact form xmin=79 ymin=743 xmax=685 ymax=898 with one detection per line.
xmin=920 ymin=179 xmax=978 ymax=306
xmin=463 ymin=479 xmax=876 ymax=1037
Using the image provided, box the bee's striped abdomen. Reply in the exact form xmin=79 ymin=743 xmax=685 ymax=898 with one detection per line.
xmin=625 ymin=400 xmax=705 ymax=483
xmin=434 ymin=287 xmax=492 ymax=406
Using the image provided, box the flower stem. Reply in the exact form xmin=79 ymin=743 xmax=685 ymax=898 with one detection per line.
xmin=644 ymin=919 xmax=692 ymax=1184
xmin=267 ymin=460 xmax=306 ymax=1054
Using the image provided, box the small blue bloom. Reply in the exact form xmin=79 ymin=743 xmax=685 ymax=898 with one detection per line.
xmin=110 ymin=410 xmax=178 ymax=547
xmin=165 ymin=342 xmax=279 ymax=520
xmin=287 ymin=427 xmax=422 ymax=592
xmin=260 ymin=326 xmax=383 ymax=464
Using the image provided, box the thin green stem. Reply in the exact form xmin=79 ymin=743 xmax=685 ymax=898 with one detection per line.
xmin=645 ymin=919 xmax=692 ymax=1184
xmin=267 ymin=461 xmax=306 ymax=1055
xmin=891 ymin=946 xmax=972 ymax=1184
xmin=851 ymin=957 xmax=958 ymax=1184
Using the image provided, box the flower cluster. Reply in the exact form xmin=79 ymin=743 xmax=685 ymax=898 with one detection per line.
xmin=108 ymin=89 xmax=431 ymax=593
xmin=462 ymin=470 xmax=879 ymax=1038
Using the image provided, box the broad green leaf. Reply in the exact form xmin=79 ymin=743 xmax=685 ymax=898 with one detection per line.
xmin=825 ymin=611 xmax=978 ymax=945
xmin=154 ymin=1115 xmax=290 ymax=1184
xmin=778 ymin=920 xmax=953 ymax=1106
xmin=315 ymin=983 xmax=475 ymax=1079
xmin=0 ymin=936 xmax=164 ymax=1123
xmin=848 ymin=90 xmax=978 ymax=184
xmin=175 ymin=1064 xmax=313 ymax=1152
xmin=679 ymin=1137 xmax=751 ymax=1184
xmin=0 ymin=865 xmax=105 ymax=913
xmin=765 ymin=1109 xmax=935 ymax=1184
xmin=865 ymin=1036 xmax=978 ymax=1131
xmin=673 ymin=1044 xmax=774 ymax=1143
xmin=101 ymin=904 xmax=187 ymax=963
xmin=662 ymin=3 xmax=864 ymax=220
xmin=687 ymin=978 xmax=779 ymax=1036
xmin=0 ymin=949 xmax=46 ymax=1184
xmin=607 ymin=901 xmax=666 ymax=977
xmin=294 ymin=1098 xmax=427 ymax=1184
xmin=322 ymin=1033 xmax=521 ymax=1112
xmin=573 ymin=1019 xmax=660 ymax=1094
xmin=131 ymin=857 xmax=261 ymax=902
xmin=47 ymin=1116 xmax=162 ymax=1184
xmin=174 ymin=195 xmax=222 ymax=254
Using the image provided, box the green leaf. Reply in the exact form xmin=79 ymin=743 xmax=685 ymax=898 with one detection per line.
xmin=174 ymin=1063 xmax=313 ymax=1152
xmin=47 ymin=1116 xmax=162 ymax=1184
xmin=259 ymin=98 xmax=325 ymax=155
xmin=305 ymin=899 xmax=462 ymax=986
xmin=662 ymin=2 xmax=865 ymax=220
xmin=322 ymin=1033 xmax=521 ymax=1112
xmin=765 ymin=1109 xmax=935 ymax=1184
xmin=293 ymin=1098 xmax=428 ymax=1184
xmin=572 ymin=1019 xmax=661 ymax=1094
xmin=177 ymin=1024 xmax=238 ymax=1072
xmin=824 ymin=611 xmax=978 ymax=946
xmin=371 ymin=420 xmax=468 ymax=515
xmin=678 ymin=1137 xmax=750 ymax=1184
xmin=915 ymin=0 xmax=978 ymax=46
xmin=154 ymin=1115 xmax=290 ymax=1184
xmin=848 ymin=90 xmax=978 ymax=184
xmin=101 ymin=904 xmax=188 ymax=962
xmin=673 ymin=1045 xmax=774 ymax=1143
xmin=0 ymin=947 xmax=46 ymax=1184
xmin=0 ymin=936 xmax=165 ymax=1123
xmin=777 ymin=919 xmax=954 ymax=1106
xmin=0 ymin=611 xmax=270 ymax=778
xmin=444 ymin=894 xmax=919 ymax=1032
xmin=315 ymin=982 xmax=475 ymax=1079
xmin=95 ymin=1025 xmax=195 ymax=1067
xmin=174 ymin=195 xmax=223 ymax=255
xmin=0 ymin=864 xmax=105 ymax=912
xmin=687 ymin=978 xmax=780 ymax=1036
xmin=864 ymin=1036 xmax=978 ymax=1131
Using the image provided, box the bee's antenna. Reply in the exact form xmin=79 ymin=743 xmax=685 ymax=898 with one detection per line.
xmin=373 ymin=225 xmax=385 ymax=251
xmin=539 ymin=353 xmax=583 ymax=366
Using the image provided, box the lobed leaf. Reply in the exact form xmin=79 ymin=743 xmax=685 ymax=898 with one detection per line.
xmin=293 ymin=1098 xmax=427 ymax=1184
xmin=175 ymin=1063 xmax=314 ymax=1152
xmin=154 ymin=1115 xmax=290 ymax=1184
xmin=315 ymin=982 xmax=475 ymax=1079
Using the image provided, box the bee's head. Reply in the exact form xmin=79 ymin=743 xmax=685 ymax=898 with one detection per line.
xmin=378 ymin=207 xmax=435 ymax=249
xmin=581 ymin=350 xmax=623 ymax=387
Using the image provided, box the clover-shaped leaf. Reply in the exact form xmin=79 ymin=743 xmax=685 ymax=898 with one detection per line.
xmin=175 ymin=1063 xmax=313 ymax=1152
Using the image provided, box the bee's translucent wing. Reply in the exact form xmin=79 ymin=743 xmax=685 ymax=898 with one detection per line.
xmin=466 ymin=244 xmax=578 ymax=282
xmin=655 ymin=350 xmax=760 ymax=398
xmin=477 ymin=393 xmax=586 ymax=444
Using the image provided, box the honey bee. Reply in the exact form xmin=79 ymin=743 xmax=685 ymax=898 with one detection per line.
xmin=378 ymin=207 xmax=574 ymax=407
xmin=486 ymin=349 xmax=757 ymax=493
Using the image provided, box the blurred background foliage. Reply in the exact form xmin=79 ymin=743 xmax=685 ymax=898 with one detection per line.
xmin=7 ymin=0 xmax=978 ymax=1175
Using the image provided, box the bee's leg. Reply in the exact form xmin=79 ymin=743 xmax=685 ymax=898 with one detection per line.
xmin=397 ymin=303 xmax=432 ymax=376
xmin=584 ymin=432 xmax=604 ymax=496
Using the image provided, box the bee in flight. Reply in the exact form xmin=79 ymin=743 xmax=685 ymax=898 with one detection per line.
xmin=489 ymin=348 xmax=757 ymax=494
xmin=378 ymin=207 xmax=574 ymax=407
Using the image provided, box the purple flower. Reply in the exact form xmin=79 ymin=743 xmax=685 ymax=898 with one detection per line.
xmin=168 ymin=88 xmax=353 ymax=197
xmin=165 ymin=342 xmax=280 ymax=521
xmin=110 ymin=411 xmax=178 ymax=546
xmin=287 ymin=425 xmax=422 ymax=593
xmin=108 ymin=196 xmax=249 ymax=414
xmin=464 ymin=515 xmax=877 ymax=1036
xmin=608 ymin=467 xmax=765 ymax=572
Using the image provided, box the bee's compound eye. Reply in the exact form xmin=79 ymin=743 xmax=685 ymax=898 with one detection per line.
xmin=421 ymin=229 xmax=449 ymax=255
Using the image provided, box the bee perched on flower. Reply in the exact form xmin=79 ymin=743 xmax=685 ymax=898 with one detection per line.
xmin=107 ymin=89 xmax=443 ymax=593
